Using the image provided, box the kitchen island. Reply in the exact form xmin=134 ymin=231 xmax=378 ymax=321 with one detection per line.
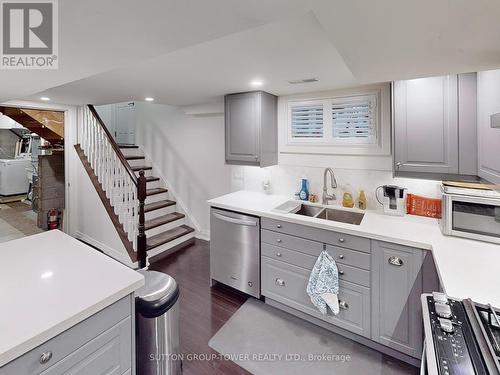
xmin=0 ymin=230 xmax=144 ymax=373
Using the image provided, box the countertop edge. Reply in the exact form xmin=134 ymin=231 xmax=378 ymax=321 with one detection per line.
xmin=0 ymin=277 xmax=144 ymax=368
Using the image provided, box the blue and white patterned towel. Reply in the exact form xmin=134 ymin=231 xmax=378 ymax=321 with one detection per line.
xmin=306 ymin=251 xmax=339 ymax=315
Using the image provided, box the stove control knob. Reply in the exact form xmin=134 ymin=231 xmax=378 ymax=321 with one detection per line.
xmin=435 ymin=303 xmax=452 ymax=319
xmin=432 ymin=292 xmax=449 ymax=304
xmin=439 ymin=318 xmax=454 ymax=333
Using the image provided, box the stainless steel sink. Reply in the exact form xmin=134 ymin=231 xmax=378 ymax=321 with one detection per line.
xmin=294 ymin=205 xmax=324 ymax=217
xmin=315 ymin=208 xmax=364 ymax=225
xmin=282 ymin=202 xmax=365 ymax=225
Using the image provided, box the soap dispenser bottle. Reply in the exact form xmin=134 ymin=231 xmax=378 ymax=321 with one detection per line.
xmin=298 ymin=177 xmax=309 ymax=201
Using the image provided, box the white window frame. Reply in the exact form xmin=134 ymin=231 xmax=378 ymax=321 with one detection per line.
xmin=279 ymin=83 xmax=391 ymax=156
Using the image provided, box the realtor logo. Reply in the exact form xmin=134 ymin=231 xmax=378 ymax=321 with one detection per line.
xmin=1 ymin=0 xmax=58 ymax=69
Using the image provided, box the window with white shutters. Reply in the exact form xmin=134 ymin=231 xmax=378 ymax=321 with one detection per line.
xmin=287 ymin=94 xmax=377 ymax=145
xmin=290 ymin=104 xmax=323 ymax=139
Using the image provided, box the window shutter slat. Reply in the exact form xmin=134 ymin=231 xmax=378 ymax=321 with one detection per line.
xmin=291 ymin=104 xmax=324 ymax=138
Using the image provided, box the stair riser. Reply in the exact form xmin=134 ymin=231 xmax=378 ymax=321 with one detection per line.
xmin=146 ymin=218 xmax=185 ymax=238
xmin=145 ymin=193 xmax=169 ymax=204
xmin=145 ymin=180 xmax=162 ymax=189
xmin=145 ymin=205 xmax=176 ymax=220
xmin=127 ymin=159 xmax=150 ymax=168
xmin=146 ymin=232 xmax=195 ymax=258
xmin=120 ymin=148 xmax=144 ymax=157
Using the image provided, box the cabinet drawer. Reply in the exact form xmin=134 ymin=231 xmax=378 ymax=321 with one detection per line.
xmin=261 ymin=230 xmax=322 ymax=255
xmin=325 ymin=245 xmax=371 ymax=270
xmin=262 ymin=257 xmax=370 ymax=338
xmin=262 ymin=218 xmax=370 ymax=253
xmin=262 ymin=245 xmax=370 ymax=287
xmin=1 ymin=296 xmax=131 ymax=375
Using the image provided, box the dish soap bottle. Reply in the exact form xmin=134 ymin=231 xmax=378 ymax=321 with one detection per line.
xmin=342 ymin=192 xmax=354 ymax=208
xmin=358 ymin=190 xmax=367 ymax=210
xmin=298 ymin=177 xmax=309 ymax=201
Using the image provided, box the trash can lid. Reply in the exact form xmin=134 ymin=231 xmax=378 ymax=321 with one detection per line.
xmin=135 ymin=270 xmax=179 ymax=318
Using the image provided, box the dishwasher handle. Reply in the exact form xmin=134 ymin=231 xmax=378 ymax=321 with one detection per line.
xmin=212 ymin=212 xmax=258 ymax=226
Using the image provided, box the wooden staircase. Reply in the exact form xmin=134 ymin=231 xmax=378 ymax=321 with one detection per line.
xmin=76 ymin=105 xmax=194 ymax=267
xmin=118 ymin=144 xmax=195 ymax=259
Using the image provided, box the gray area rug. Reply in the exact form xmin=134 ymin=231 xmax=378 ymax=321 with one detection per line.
xmin=209 ymin=299 xmax=419 ymax=375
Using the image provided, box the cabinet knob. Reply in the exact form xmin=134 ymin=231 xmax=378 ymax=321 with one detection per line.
xmin=339 ymin=300 xmax=349 ymax=310
xmin=338 ymin=270 xmax=344 ymax=275
xmin=396 ymin=162 xmax=402 ymax=169
xmin=338 ymin=238 xmax=345 ymax=243
xmin=338 ymin=254 xmax=345 ymax=259
xmin=276 ymin=224 xmax=282 ymax=228
xmin=248 ymin=281 xmax=253 ymax=287
xmin=276 ymin=238 xmax=282 ymax=243
xmin=276 ymin=252 xmax=282 ymax=257
xmin=254 ymin=155 xmax=259 ymax=159
xmin=388 ymin=256 xmax=404 ymax=266
xmin=40 ymin=351 xmax=53 ymax=364
xmin=275 ymin=278 xmax=285 ymax=286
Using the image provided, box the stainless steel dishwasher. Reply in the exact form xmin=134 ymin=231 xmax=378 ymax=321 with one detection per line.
xmin=210 ymin=208 xmax=260 ymax=298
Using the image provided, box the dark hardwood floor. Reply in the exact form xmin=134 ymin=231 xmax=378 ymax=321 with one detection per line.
xmin=150 ymin=239 xmax=250 ymax=375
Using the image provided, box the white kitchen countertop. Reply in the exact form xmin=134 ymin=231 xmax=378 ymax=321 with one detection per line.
xmin=0 ymin=230 xmax=144 ymax=367
xmin=208 ymin=190 xmax=500 ymax=307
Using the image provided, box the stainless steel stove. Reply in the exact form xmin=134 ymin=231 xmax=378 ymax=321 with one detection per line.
xmin=422 ymin=292 xmax=500 ymax=375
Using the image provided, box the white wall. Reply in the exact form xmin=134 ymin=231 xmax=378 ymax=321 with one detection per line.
xmin=135 ymin=102 xmax=234 ymax=239
xmin=134 ymin=100 xmax=442 ymax=239
xmin=477 ymin=70 xmax=500 ymax=184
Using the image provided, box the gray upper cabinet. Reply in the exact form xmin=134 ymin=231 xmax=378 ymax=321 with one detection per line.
xmin=371 ymin=241 xmax=424 ymax=358
xmin=225 ymin=91 xmax=277 ymax=167
xmin=394 ymin=75 xmax=459 ymax=174
xmin=393 ymin=73 xmax=478 ymax=177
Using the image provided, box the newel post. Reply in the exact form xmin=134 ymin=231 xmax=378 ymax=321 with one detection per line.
xmin=137 ymin=170 xmax=147 ymax=268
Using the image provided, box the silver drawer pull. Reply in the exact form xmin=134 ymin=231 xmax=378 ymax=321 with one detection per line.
xmin=40 ymin=351 xmax=53 ymax=364
xmin=276 ymin=224 xmax=282 ymax=228
xmin=275 ymin=278 xmax=285 ymax=286
xmin=339 ymin=300 xmax=349 ymax=310
xmin=338 ymin=270 xmax=344 ymax=275
xmin=338 ymin=238 xmax=345 ymax=243
xmin=388 ymin=256 xmax=404 ymax=266
xmin=276 ymin=252 xmax=282 ymax=257
xmin=276 ymin=238 xmax=282 ymax=243
xmin=338 ymin=254 xmax=345 ymax=259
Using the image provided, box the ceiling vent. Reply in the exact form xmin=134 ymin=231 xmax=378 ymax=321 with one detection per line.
xmin=288 ymin=77 xmax=319 ymax=84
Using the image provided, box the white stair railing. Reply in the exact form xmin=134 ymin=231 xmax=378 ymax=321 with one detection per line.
xmin=79 ymin=105 xmax=146 ymax=258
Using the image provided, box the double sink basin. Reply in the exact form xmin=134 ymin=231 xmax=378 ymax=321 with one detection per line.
xmin=275 ymin=201 xmax=365 ymax=225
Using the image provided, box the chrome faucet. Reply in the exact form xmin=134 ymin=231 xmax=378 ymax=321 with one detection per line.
xmin=322 ymin=168 xmax=338 ymax=205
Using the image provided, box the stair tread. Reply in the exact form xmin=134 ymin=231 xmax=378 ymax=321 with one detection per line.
xmin=118 ymin=144 xmax=139 ymax=148
xmin=147 ymin=225 xmax=194 ymax=250
xmin=145 ymin=212 xmax=185 ymax=230
xmin=146 ymin=176 xmax=160 ymax=183
xmin=125 ymin=155 xmax=145 ymax=160
xmin=132 ymin=165 xmax=152 ymax=171
xmin=144 ymin=200 xmax=176 ymax=212
xmin=146 ymin=188 xmax=168 ymax=196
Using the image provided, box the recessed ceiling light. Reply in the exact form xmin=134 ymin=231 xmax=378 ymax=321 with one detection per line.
xmin=250 ymin=80 xmax=264 ymax=87
xmin=145 ymin=97 xmax=154 ymax=102
xmin=40 ymin=97 xmax=50 ymax=101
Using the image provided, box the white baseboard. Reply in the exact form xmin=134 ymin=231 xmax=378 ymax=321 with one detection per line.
xmin=74 ymin=231 xmax=138 ymax=268
xmin=195 ymin=230 xmax=210 ymax=241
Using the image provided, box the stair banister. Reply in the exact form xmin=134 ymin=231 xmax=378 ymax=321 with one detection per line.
xmin=78 ymin=104 xmax=147 ymax=267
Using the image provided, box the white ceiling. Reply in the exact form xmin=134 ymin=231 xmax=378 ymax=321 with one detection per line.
xmin=11 ymin=0 xmax=500 ymax=106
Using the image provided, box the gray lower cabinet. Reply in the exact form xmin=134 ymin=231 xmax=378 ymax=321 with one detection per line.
xmin=1 ymin=295 xmax=133 ymax=375
xmin=371 ymin=241 xmax=424 ymax=358
xmin=260 ymin=217 xmax=439 ymax=361
xmin=225 ymin=91 xmax=277 ymax=167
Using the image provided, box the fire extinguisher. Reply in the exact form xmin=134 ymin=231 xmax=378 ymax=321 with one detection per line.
xmin=47 ymin=209 xmax=59 ymax=230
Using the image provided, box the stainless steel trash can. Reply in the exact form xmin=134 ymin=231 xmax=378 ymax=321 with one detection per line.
xmin=135 ymin=270 xmax=181 ymax=375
